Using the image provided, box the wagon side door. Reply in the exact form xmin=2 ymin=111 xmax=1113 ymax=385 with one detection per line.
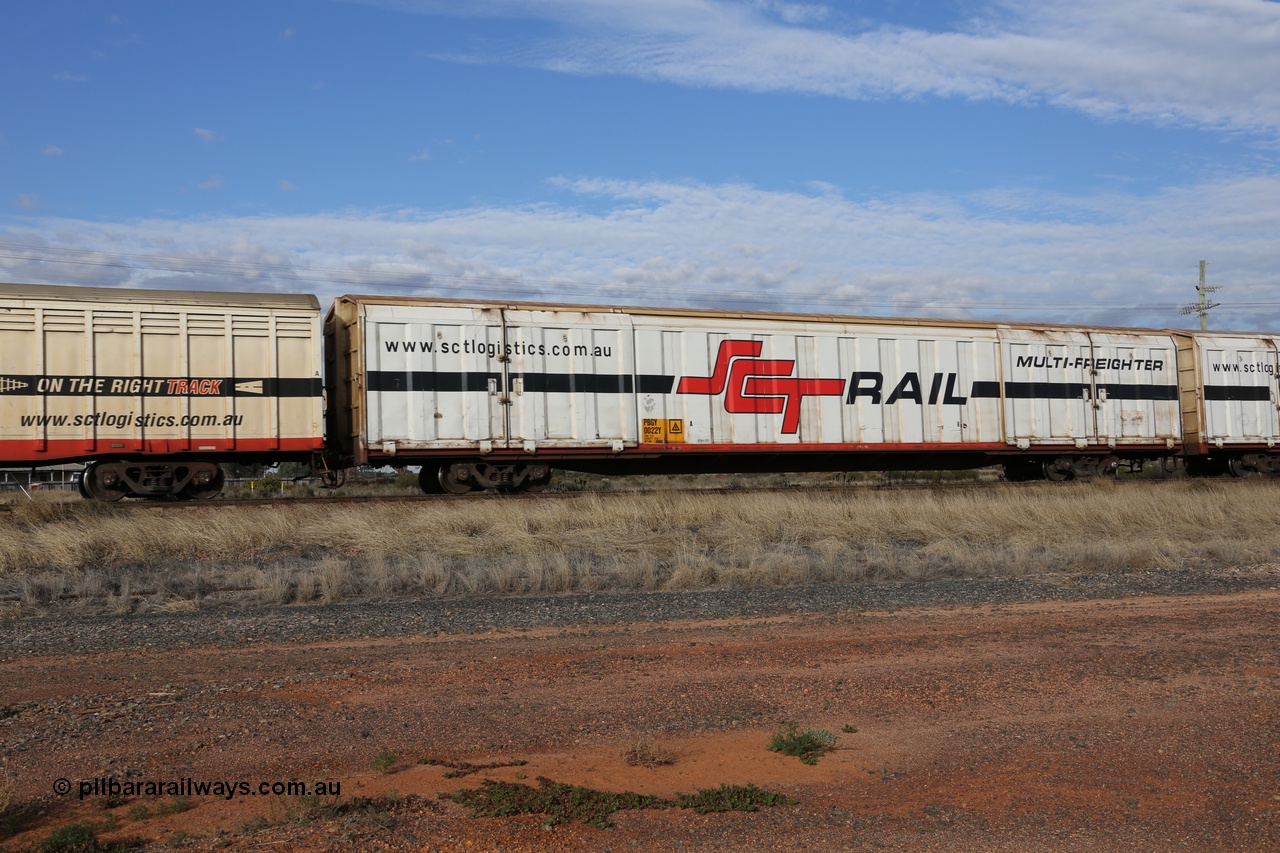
xmin=1197 ymin=334 xmax=1280 ymax=445
xmin=997 ymin=327 xmax=1094 ymax=447
xmin=500 ymin=309 xmax=636 ymax=450
xmin=1086 ymin=332 xmax=1180 ymax=448
xmin=363 ymin=303 xmax=506 ymax=452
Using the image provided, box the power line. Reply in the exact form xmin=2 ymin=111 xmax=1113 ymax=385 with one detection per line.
xmin=1179 ymin=260 xmax=1221 ymax=330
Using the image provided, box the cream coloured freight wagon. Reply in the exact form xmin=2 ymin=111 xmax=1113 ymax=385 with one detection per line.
xmin=0 ymin=283 xmax=324 ymax=499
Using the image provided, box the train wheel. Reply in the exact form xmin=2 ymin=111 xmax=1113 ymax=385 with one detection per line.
xmin=519 ymin=468 xmax=552 ymax=493
xmin=1043 ymin=459 xmax=1073 ymax=482
xmin=182 ymin=466 xmax=226 ymax=500
xmin=418 ymin=465 xmax=446 ymax=494
xmin=80 ymin=461 xmax=129 ymax=502
xmin=438 ymin=463 xmax=478 ymax=495
xmin=1226 ymin=457 xmax=1255 ymax=478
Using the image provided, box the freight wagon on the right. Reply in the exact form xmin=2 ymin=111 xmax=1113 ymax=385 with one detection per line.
xmin=325 ymin=292 xmax=1280 ymax=487
xmin=1174 ymin=331 xmax=1280 ymax=476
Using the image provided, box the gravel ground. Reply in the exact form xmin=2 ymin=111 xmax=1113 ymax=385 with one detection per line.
xmin=4 ymin=566 xmax=1279 ymax=852
xmin=3 ymin=565 xmax=1276 ymax=658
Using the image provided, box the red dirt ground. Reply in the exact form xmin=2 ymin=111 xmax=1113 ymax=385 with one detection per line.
xmin=3 ymin=590 xmax=1279 ymax=851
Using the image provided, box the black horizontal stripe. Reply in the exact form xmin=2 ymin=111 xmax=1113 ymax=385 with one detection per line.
xmin=1095 ymin=383 xmax=1179 ymax=401
xmin=637 ymin=374 xmax=677 ymax=394
xmin=1003 ymin=381 xmax=1091 ymax=400
xmin=970 ymin=381 xmax=1001 ymax=399
xmin=268 ymin=378 xmax=323 ymax=398
xmin=0 ymin=374 xmax=320 ymax=397
xmin=368 ymin=371 xmax=676 ymax=395
xmin=367 ymin=371 xmax=500 ymax=393
xmin=971 ymin=381 xmax=1177 ymax=401
xmin=1204 ymin=385 xmax=1272 ymax=402
xmin=515 ymin=373 xmax=632 ymax=394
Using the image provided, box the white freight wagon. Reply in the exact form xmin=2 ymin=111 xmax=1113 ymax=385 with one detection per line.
xmin=0 ymin=283 xmax=324 ymax=499
xmin=326 ymin=296 xmax=1184 ymax=492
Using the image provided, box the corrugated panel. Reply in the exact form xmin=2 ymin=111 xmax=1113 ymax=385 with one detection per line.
xmin=503 ymin=309 xmax=636 ymax=448
xmin=140 ymin=313 xmax=181 ymax=334
xmin=0 ymin=287 xmax=324 ymax=465
xmin=997 ymin=328 xmax=1179 ymax=448
xmin=1087 ymin=331 xmax=1180 ymax=446
xmin=635 ymin=316 xmax=1002 ymax=448
xmin=1194 ymin=334 xmax=1279 ymax=445
xmin=361 ymin=303 xmax=503 ymax=451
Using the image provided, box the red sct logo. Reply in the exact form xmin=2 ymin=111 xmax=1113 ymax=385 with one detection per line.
xmin=676 ymin=340 xmax=845 ymax=434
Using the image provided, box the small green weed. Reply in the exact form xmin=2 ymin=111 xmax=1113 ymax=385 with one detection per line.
xmin=417 ymin=757 xmax=528 ymax=778
xmin=371 ymin=750 xmax=396 ymax=773
xmin=842 ymin=724 xmax=859 ymax=734
xmin=156 ymin=797 xmax=191 ymax=815
xmin=338 ymin=796 xmax=397 ymax=830
xmin=125 ymin=805 xmax=150 ymax=822
xmin=275 ymin=792 xmax=343 ymax=825
xmin=240 ymin=815 xmax=269 ymax=833
xmin=673 ymin=783 xmax=796 ymax=814
xmin=442 ymin=777 xmax=795 ymax=828
xmin=442 ymin=777 xmax=662 ymax=829
xmin=768 ymin=723 xmax=837 ymax=765
xmin=35 ymin=822 xmax=144 ymax=852
xmin=0 ymin=803 xmax=36 ymax=837
xmin=39 ymin=822 xmax=100 ymax=853
xmin=266 ymin=793 xmax=399 ymax=830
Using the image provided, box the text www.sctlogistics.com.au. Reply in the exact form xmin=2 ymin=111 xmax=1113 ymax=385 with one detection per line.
xmin=55 ymin=776 xmax=340 ymax=801
xmin=20 ymin=413 xmax=245 ymax=429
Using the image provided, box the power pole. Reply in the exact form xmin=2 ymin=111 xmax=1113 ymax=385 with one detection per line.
xmin=1180 ymin=260 xmax=1221 ymax=330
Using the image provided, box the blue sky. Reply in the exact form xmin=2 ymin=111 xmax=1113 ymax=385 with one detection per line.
xmin=2 ymin=0 xmax=1279 ymax=329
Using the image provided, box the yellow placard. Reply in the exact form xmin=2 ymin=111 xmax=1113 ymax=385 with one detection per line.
xmin=641 ymin=418 xmax=686 ymax=444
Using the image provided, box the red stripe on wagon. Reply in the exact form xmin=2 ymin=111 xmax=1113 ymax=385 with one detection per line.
xmin=0 ymin=437 xmax=324 ymax=465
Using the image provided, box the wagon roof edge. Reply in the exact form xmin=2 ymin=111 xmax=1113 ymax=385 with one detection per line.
xmin=330 ymin=293 xmax=1273 ymax=338
xmin=0 ymin=282 xmax=320 ymax=312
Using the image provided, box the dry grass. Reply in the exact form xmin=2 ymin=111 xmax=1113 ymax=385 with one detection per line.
xmin=3 ymin=478 xmax=1280 ymax=613
xmin=623 ymin=738 xmax=678 ymax=768
xmin=0 ymin=766 xmax=14 ymax=816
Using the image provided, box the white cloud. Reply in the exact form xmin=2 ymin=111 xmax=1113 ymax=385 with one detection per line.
xmin=52 ymin=72 xmax=89 ymax=83
xmin=367 ymin=0 xmax=1280 ymax=133
xmin=410 ymin=148 xmax=432 ymax=162
xmin=193 ymin=127 xmax=224 ymax=144
xmin=13 ymin=194 xmax=42 ymax=210
xmin=279 ymin=179 xmax=299 ymax=192
xmin=197 ymin=176 xmax=224 ymax=190
xmin=41 ymin=145 xmax=65 ymax=156
xmin=2 ymin=173 xmax=1277 ymax=330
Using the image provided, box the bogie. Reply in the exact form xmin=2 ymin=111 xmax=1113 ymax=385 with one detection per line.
xmin=77 ymin=460 xmax=227 ymax=500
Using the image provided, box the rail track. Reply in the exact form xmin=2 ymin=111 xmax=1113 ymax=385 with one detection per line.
xmin=0 ymin=473 xmax=1185 ymax=514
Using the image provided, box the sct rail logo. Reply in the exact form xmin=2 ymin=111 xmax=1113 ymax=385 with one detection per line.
xmin=676 ymin=340 xmax=845 ymax=434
